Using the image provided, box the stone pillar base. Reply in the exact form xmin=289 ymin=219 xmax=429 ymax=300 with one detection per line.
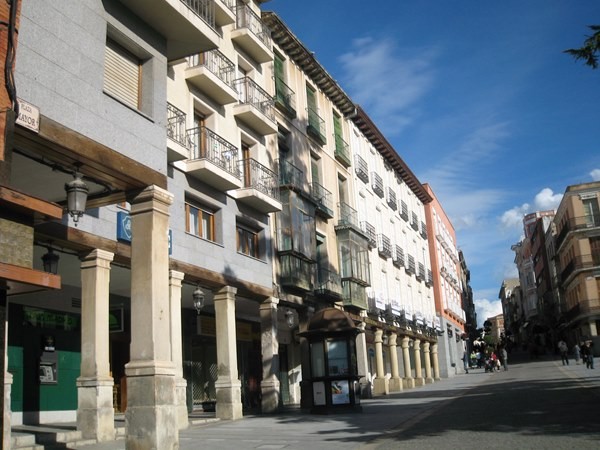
xmin=403 ymin=377 xmax=415 ymax=389
xmin=414 ymin=377 xmax=426 ymax=387
xmin=373 ymin=377 xmax=389 ymax=396
xmin=260 ymin=377 xmax=281 ymax=413
xmin=389 ymin=377 xmax=403 ymax=393
xmin=4 ymin=372 xmax=13 ymax=450
xmin=76 ymin=377 xmax=115 ymax=441
xmin=176 ymin=378 xmax=188 ymax=430
xmin=125 ymin=362 xmax=178 ymax=450
xmin=425 ymin=377 xmax=434 ymax=384
xmin=215 ymin=378 xmax=243 ymax=420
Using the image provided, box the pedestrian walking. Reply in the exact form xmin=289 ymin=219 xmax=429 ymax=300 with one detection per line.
xmin=558 ymin=340 xmax=569 ymax=365
xmin=581 ymin=342 xmax=594 ymax=369
xmin=462 ymin=350 xmax=469 ymax=374
xmin=573 ymin=343 xmax=581 ymax=364
xmin=500 ymin=346 xmax=508 ymax=371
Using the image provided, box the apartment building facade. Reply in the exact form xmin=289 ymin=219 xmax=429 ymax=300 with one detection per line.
xmin=423 ymin=184 xmax=466 ymax=377
xmin=554 ymin=181 xmax=600 ymax=354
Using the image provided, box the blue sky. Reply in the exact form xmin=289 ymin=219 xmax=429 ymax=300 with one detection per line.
xmin=266 ymin=1 xmax=600 ymax=325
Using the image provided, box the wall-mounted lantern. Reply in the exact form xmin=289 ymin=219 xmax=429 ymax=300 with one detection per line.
xmin=41 ymin=246 xmax=59 ymax=274
xmin=192 ymin=285 xmax=205 ymax=315
xmin=65 ymin=171 xmax=88 ymax=226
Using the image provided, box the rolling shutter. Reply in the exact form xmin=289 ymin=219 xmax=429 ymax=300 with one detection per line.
xmin=104 ymin=40 xmax=140 ymax=109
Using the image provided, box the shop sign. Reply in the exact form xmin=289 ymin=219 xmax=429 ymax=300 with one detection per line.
xmin=116 ymin=211 xmax=172 ymax=255
xmin=24 ymin=307 xmax=79 ymax=331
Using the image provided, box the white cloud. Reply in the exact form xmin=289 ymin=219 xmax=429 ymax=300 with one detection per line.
xmin=338 ymin=36 xmax=436 ymax=135
xmin=533 ymin=188 xmax=562 ymax=210
xmin=591 ymin=169 xmax=600 ymax=181
xmin=474 ymin=298 xmax=503 ymax=327
xmin=500 ymin=203 xmax=529 ymax=229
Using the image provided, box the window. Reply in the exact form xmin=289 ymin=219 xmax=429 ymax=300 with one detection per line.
xmin=237 ymin=224 xmax=259 ymax=258
xmin=583 ymin=197 xmax=600 ymax=227
xmin=186 ymin=202 xmax=215 ymax=241
xmin=104 ymin=39 xmax=140 ymax=109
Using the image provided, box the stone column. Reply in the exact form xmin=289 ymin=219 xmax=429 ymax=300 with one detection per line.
xmin=413 ymin=339 xmax=425 ymax=386
xmin=355 ymin=321 xmax=371 ymax=399
xmin=388 ymin=333 xmax=402 ymax=393
xmin=169 ymin=270 xmax=188 ymax=429
xmin=125 ymin=186 xmax=178 ymax=450
xmin=423 ymin=341 xmax=434 ymax=384
xmin=432 ymin=343 xmax=441 ymax=380
xmin=372 ymin=329 xmax=389 ymax=395
xmin=77 ymin=249 xmax=115 ymax=441
xmin=299 ymin=307 xmax=314 ymax=410
xmin=1 ymin=287 xmax=11 ymax=450
xmin=401 ymin=336 xmax=415 ymax=389
xmin=214 ymin=286 xmax=242 ymax=420
xmin=260 ymin=297 xmax=280 ymax=413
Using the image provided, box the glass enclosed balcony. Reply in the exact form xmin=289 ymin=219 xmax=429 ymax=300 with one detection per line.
xmin=279 ymin=254 xmax=314 ymax=293
xmin=315 ymin=267 xmax=343 ymax=300
xmin=342 ymin=280 xmax=368 ymax=310
xmin=278 ymin=159 xmax=305 ymax=193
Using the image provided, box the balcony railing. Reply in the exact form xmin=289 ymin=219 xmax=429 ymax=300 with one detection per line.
xmin=416 ymin=263 xmax=425 ymax=281
xmin=307 ymin=107 xmax=327 ymax=145
xmin=182 ymin=0 xmax=215 ymax=28
xmin=387 ymin=187 xmax=397 ymax=210
xmin=556 ymin=214 xmax=600 ymax=249
xmin=411 ymin=212 xmax=419 ymax=231
xmin=377 ymin=233 xmax=392 ymax=258
xmin=235 ymin=3 xmax=272 ymax=49
xmin=278 ymin=159 xmax=304 ymax=192
xmin=400 ymin=201 xmax=409 ymax=221
xmin=420 ymin=222 xmax=427 ymax=240
xmin=426 ymin=269 xmax=434 ymax=287
xmin=342 ymin=280 xmax=368 ymax=310
xmin=406 ymin=255 xmax=415 ymax=275
xmin=167 ymin=103 xmax=187 ymax=147
xmin=559 ymin=253 xmax=600 ymax=283
xmin=371 ymin=172 xmax=384 ymax=198
xmin=187 ymin=126 xmax=239 ymax=177
xmin=393 ymin=245 xmax=404 ymax=268
xmin=315 ymin=267 xmax=343 ymax=299
xmin=334 ymin=133 xmax=351 ymax=167
xmin=337 ymin=202 xmax=360 ymax=230
xmin=361 ymin=221 xmax=377 ymax=248
xmin=564 ymin=298 xmax=600 ymax=322
xmin=234 ymin=77 xmax=275 ymax=122
xmin=354 ymin=154 xmax=369 ymax=183
xmin=311 ymin=181 xmax=334 ymax=218
xmin=239 ymin=158 xmax=279 ymax=201
xmin=189 ymin=49 xmax=236 ymax=89
xmin=274 ymin=77 xmax=296 ymax=118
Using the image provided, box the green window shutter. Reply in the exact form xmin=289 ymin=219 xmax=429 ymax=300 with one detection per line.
xmin=306 ymin=85 xmax=316 ymax=111
xmin=333 ymin=113 xmax=342 ymax=139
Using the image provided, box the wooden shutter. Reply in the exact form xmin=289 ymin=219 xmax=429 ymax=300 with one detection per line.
xmin=104 ymin=40 xmax=140 ymax=109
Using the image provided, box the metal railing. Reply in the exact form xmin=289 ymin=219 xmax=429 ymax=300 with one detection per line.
xmin=188 ymin=49 xmax=236 ymax=90
xmin=420 ymin=222 xmax=427 ymax=239
xmin=187 ymin=126 xmax=240 ymax=177
xmin=361 ymin=221 xmax=377 ymax=248
xmin=315 ymin=267 xmax=343 ymax=297
xmin=354 ymin=154 xmax=369 ymax=183
xmin=334 ymin=133 xmax=351 ymax=166
xmin=371 ymin=172 xmax=384 ymax=198
xmin=278 ymin=159 xmax=304 ymax=191
xmin=377 ymin=233 xmax=392 ymax=258
xmin=559 ymin=253 xmax=600 ymax=283
xmin=311 ymin=181 xmax=334 ymax=217
xmin=393 ymin=245 xmax=404 ymax=268
xmin=406 ymin=255 xmax=415 ymax=274
xmin=235 ymin=3 xmax=272 ymax=49
xmin=387 ymin=187 xmax=397 ymax=210
xmin=234 ymin=77 xmax=275 ymax=122
xmin=307 ymin=106 xmax=326 ymax=143
xmin=181 ymin=0 xmax=215 ymax=29
xmin=564 ymin=298 xmax=600 ymax=322
xmin=400 ymin=201 xmax=409 ymax=221
xmin=556 ymin=214 xmax=600 ymax=249
xmin=411 ymin=212 xmax=419 ymax=231
xmin=167 ymin=103 xmax=187 ymax=147
xmin=337 ymin=202 xmax=360 ymax=229
xmin=239 ymin=158 xmax=279 ymax=201
xmin=274 ymin=77 xmax=296 ymax=118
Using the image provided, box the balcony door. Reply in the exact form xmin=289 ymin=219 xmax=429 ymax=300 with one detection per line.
xmin=193 ymin=113 xmax=206 ymax=159
xmin=583 ymin=197 xmax=600 ymax=227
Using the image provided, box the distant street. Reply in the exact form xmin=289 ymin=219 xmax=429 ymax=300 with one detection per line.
xmin=76 ymin=352 xmax=600 ymax=450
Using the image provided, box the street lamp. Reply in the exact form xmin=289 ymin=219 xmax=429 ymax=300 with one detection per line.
xmin=41 ymin=246 xmax=59 ymax=274
xmin=65 ymin=171 xmax=88 ymax=226
xmin=192 ymin=285 xmax=204 ymax=315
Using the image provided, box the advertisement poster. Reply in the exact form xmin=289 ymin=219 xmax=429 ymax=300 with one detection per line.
xmin=331 ymin=380 xmax=350 ymax=405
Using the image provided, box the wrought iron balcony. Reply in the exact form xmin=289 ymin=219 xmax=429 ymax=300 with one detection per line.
xmin=233 ymin=77 xmax=276 ymax=135
xmin=182 ymin=126 xmax=242 ymax=191
xmin=311 ymin=181 xmax=334 ymax=219
xmin=354 ymin=154 xmax=369 ymax=183
xmin=377 ymin=233 xmax=392 ymax=259
xmin=279 ymin=253 xmax=314 ymax=294
xmin=230 ymin=158 xmax=281 ymax=213
xmin=371 ymin=172 xmax=384 ymax=198
xmin=214 ymin=0 xmax=236 ymax=26
xmin=232 ymin=2 xmax=273 ymax=63
xmin=361 ymin=221 xmax=377 ymax=248
xmin=564 ymin=297 xmax=600 ymax=322
xmin=420 ymin=222 xmax=427 ymax=240
xmin=393 ymin=245 xmax=404 ymax=268
xmin=559 ymin=252 xmax=600 ymax=284
xmin=387 ymin=187 xmax=397 ymax=210
xmin=186 ymin=50 xmax=237 ymax=104
xmin=406 ymin=254 xmax=415 ymax=275
xmin=307 ymin=107 xmax=327 ymax=145
xmin=334 ymin=134 xmax=351 ymax=167
xmin=274 ymin=77 xmax=296 ymax=118
xmin=400 ymin=201 xmax=409 ymax=221
xmin=416 ymin=263 xmax=425 ymax=281
xmin=426 ymin=269 xmax=434 ymax=287
xmin=315 ymin=267 xmax=343 ymax=300
xmin=167 ymin=103 xmax=188 ymax=161
xmin=411 ymin=212 xmax=419 ymax=231
xmin=556 ymin=214 xmax=600 ymax=250
xmin=278 ymin=159 xmax=304 ymax=193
